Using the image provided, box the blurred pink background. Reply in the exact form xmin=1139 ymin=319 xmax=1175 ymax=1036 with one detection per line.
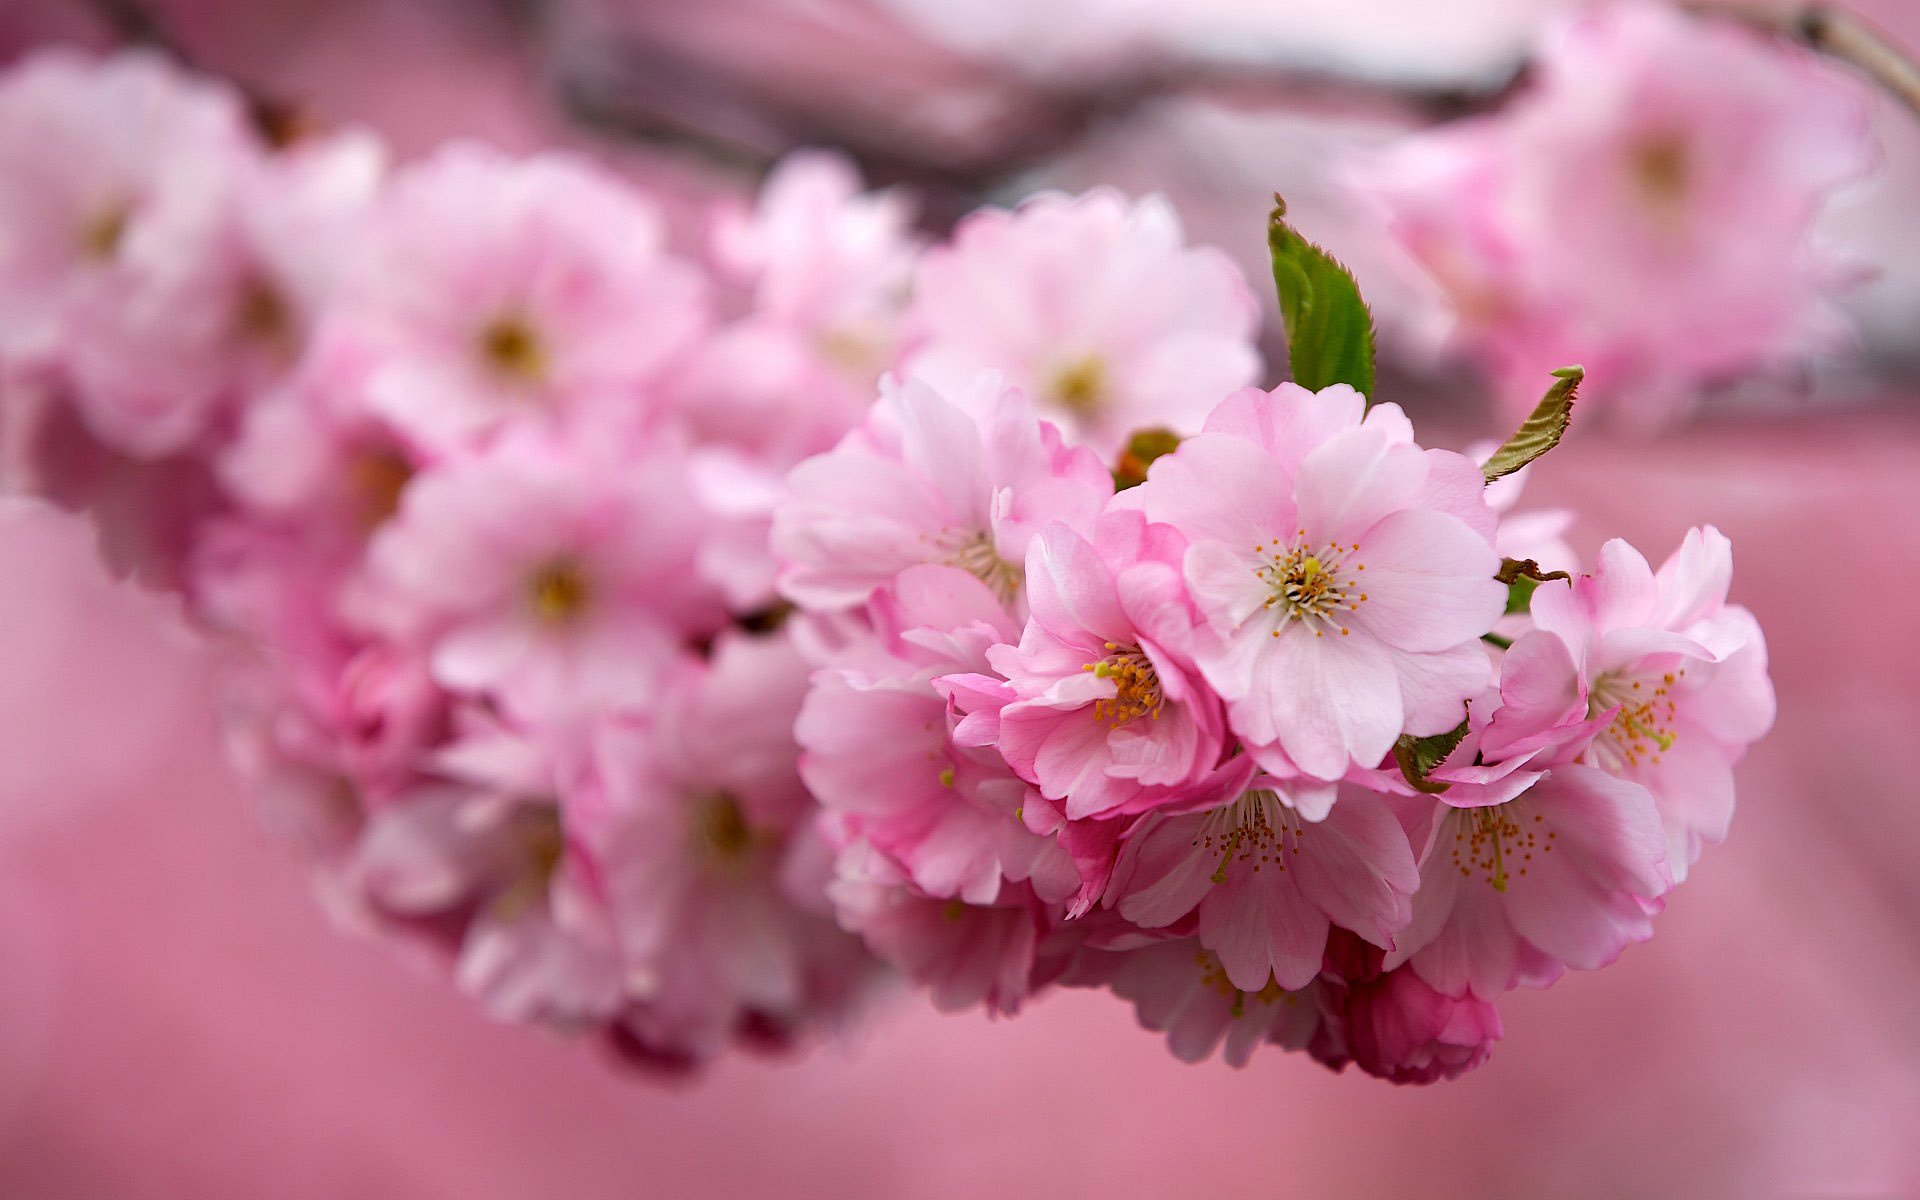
xmin=3 ymin=1 xmax=1920 ymax=1196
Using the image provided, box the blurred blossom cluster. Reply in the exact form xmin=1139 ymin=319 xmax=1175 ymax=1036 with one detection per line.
xmin=0 ymin=34 xmax=1777 ymax=1084
xmin=1357 ymin=3 xmax=1879 ymax=428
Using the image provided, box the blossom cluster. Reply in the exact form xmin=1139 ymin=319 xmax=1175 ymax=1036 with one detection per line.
xmin=776 ymin=373 xmax=1774 ymax=1079
xmin=0 ymin=46 xmax=1776 ymax=1083
xmin=1357 ymin=2 xmax=1878 ymax=429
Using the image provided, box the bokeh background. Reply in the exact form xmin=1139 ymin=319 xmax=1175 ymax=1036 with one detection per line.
xmin=2 ymin=1 xmax=1919 ymax=1196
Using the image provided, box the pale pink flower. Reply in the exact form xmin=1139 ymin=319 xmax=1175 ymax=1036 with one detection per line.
xmin=905 ymin=188 xmax=1261 ymax=454
xmin=0 ymin=48 xmax=256 ymax=457
xmin=772 ymin=372 xmax=1111 ymax=614
xmin=350 ymin=767 xmax=625 ymax=1027
xmin=1362 ymin=2 xmax=1876 ymax=426
xmin=675 ymin=152 xmax=919 ymax=467
xmin=340 ymin=144 xmax=707 ymax=450
xmin=1388 ymin=760 xmax=1670 ymax=999
xmin=827 ymin=841 xmax=1062 ymax=1016
xmin=1528 ymin=527 xmax=1776 ymax=882
xmin=1107 ymin=778 xmax=1420 ymax=992
xmin=796 ymin=564 xmax=1079 ymax=906
xmin=217 ymin=330 xmax=431 ymax=564
xmin=1124 ymin=383 xmax=1505 ymax=781
xmin=588 ymin=631 xmax=877 ymax=1062
xmin=988 ymin=511 xmax=1225 ymax=820
xmin=1095 ymin=937 xmax=1327 ymax=1067
xmin=355 ymin=429 xmax=722 ymax=719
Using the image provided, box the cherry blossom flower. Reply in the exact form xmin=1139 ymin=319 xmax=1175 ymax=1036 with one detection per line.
xmin=1385 ymin=630 xmax=1674 ymax=999
xmin=1107 ymin=778 xmax=1420 ymax=992
xmin=796 ymin=564 xmax=1079 ymax=906
xmin=338 ymin=144 xmax=707 ymax=451
xmin=0 ymin=48 xmax=255 ymax=457
xmin=988 ymin=510 xmax=1225 ymax=820
xmin=1318 ymin=933 xmax=1503 ymax=1085
xmin=354 ymin=429 xmax=722 ymax=718
xmin=678 ymin=150 xmax=920 ymax=465
xmin=904 ymin=188 xmax=1261 ymax=454
xmin=1528 ymin=527 xmax=1776 ymax=882
xmin=1361 ymin=2 xmax=1877 ymax=426
xmin=772 ymin=372 xmax=1111 ymax=614
xmin=589 ymin=632 xmax=878 ymax=1062
xmin=1124 ymin=382 xmax=1505 ymax=781
xmin=1092 ymin=936 xmax=1328 ymax=1067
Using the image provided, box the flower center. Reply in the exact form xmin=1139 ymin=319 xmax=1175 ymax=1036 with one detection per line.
xmin=1254 ymin=534 xmax=1368 ymax=637
xmin=692 ymin=791 xmax=755 ymax=865
xmin=526 ymin=557 xmax=592 ymax=625
xmin=1195 ymin=948 xmax=1292 ymax=1016
xmin=1047 ymin=356 xmax=1107 ymax=416
xmin=942 ymin=529 xmax=1021 ymax=604
xmin=1194 ymin=789 xmax=1304 ymax=885
xmin=478 ymin=314 xmax=547 ymax=383
xmin=1631 ymin=134 xmax=1692 ymax=208
xmin=235 ymin=276 xmax=295 ymax=356
xmin=1084 ymin=643 xmax=1163 ymax=726
xmin=1447 ymin=804 xmax=1552 ymax=893
xmin=79 ymin=202 xmax=129 ymax=261
xmin=491 ymin=801 xmax=565 ymax=919
xmin=1587 ymin=669 xmax=1683 ymax=771
xmin=347 ymin=447 xmax=414 ymax=530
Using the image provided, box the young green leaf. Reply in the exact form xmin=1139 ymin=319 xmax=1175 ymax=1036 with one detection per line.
xmin=1392 ymin=721 xmax=1471 ymax=795
xmin=1269 ymin=197 xmax=1376 ymax=398
xmin=1482 ymin=366 xmax=1582 ymax=483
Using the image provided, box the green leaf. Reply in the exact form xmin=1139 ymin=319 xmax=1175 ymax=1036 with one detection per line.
xmin=1112 ymin=427 xmax=1182 ymax=491
xmin=1482 ymin=366 xmax=1582 ymax=483
xmin=1392 ymin=721 xmax=1470 ymax=795
xmin=1269 ymin=197 xmax=1375 ymax=398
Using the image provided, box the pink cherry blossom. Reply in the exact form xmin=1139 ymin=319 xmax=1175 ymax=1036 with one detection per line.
xmin=349 ymin=759 xmax=625 ymax=1027
xmin=1094 ymin=936 xmax=1328 ymax=1067
xmin=337 ymin=143 xmax=707 ymax=451
xmin=354 ymin=429 xmax=723 ymax=719
xmin=1107 ymin=778 xmax=1419 ymax=993
xmin=796 ymin=564 xmax=1079 ymax=906
xmin=1528 ymin=527 xmax=1776 ymax=882
xmin=216 ymin=329 xmax=431 ymax=564
xmin=828 ymin=841 xmax=1064 ymax=1017
xmin=988 ymin=510 xmax=1225 ymax=820
xmin=0 ymin=48 xmax=256 ymax=457
xmin=1361 ymin=2 xmax=1877 ymax=427
xmin=772 ymin=372 xmax=1111 ymax=614
xmin=677 ymin=151 xmax=921 ymax=459
xmin=1125 ymin=382 xmax=1505 ymax=781
xmin=904 ymin=188 xmax=1261 ymax=454
xmin=1322 ymin=947 xmax=1502 ymax=1085
xmin=588 ymin=631 xmax=878 ymax=1062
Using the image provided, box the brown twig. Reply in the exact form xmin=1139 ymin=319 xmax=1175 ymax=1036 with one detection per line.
xmin=72 ymin=0 xmax=312 ymax=146
xmin=1690 ymin=3 xmax=1920 ymax=119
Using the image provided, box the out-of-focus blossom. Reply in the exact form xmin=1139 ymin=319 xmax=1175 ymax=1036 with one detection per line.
xmin=772 ymin=372 xmax=1111 ymax=614
xmin=590 ymin=631 xmax=878 ymax=1062
xmin=0 ymin=49 xmax=253 ymax=457
xmin=904 ymin=189 xmax=1261 ymax=454
xmin=337 ymin=144 xmax=707 ymax=452
xmin=1360 ymin=2 xmax=1878 ymax=426
xmin=355 ymin=430 xmax=722 ymax=719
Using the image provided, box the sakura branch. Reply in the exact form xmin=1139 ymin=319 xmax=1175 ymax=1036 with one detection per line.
xmin=0 ymin=46 xmax=1774 ymax=1082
